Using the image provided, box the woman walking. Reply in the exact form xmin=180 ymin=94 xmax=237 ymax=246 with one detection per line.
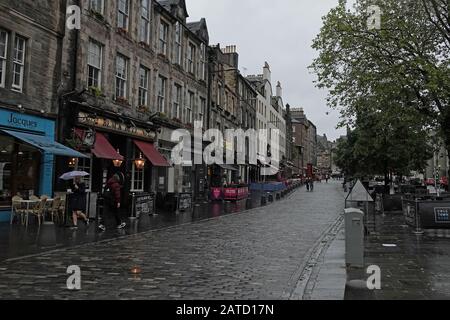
xmin=70 ymin=177 xmax=88 ymax=230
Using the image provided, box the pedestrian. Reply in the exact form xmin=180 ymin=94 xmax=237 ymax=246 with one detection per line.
xmin=310 ymin=178 xmax=314 ymax=192
xmin=98 ymin=173 xmax=126 ymax=231
xmin=70 ymin=177 xmax=88 ymax=230
xmin=306 ymin=178 xmax=310 ymax=192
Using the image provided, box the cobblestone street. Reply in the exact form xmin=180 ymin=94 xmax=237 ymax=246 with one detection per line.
xmin=0 ymin=182 xmax=344 ymax=300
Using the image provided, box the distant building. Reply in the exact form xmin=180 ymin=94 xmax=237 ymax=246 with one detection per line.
xmin=291 ymin=108 xmax=317 ymax=176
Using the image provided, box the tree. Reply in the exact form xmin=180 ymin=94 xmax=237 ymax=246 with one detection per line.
xmin=311 ymin=0 xmax=450 ymax=175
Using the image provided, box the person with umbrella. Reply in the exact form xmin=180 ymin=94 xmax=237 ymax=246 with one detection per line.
xmin=60 ymin=171 xmax=89 ymax=230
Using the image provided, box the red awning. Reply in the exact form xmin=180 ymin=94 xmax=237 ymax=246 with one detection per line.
xmin=92 ymin=132 xmax=124 ymax=160
xmin=134 ymin=140 xmax=170 ymax=167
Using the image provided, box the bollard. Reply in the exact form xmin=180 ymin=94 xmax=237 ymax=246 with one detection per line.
xmin=261 ymin=195 xmax=267 ymax=206
xmin=268 ymin=194 xmax=274 ymax=202
xmin=276 ymin=192 xmax=281 ymax=200
xmin=345 ymin=208 xmax=364 ymax=268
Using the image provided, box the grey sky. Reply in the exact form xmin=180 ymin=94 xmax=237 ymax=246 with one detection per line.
xmin=187 ymin=0 xmax=348 ymax=141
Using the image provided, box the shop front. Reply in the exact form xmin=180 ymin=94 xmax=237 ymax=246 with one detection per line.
xmin=60 ymin=110 xmax=165 ymax=219
xmin=0 ymin=107 xmax=86 ymax=223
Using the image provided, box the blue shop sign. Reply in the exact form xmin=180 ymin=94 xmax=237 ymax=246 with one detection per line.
xmin=0 ymin=108 xmax=54 ymax=136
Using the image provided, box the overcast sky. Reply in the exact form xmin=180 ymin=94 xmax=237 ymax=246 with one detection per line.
xmin=187 ymin=0 xmax=350 ymax=141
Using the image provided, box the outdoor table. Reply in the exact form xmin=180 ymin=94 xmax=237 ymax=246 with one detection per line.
xmin=17 ymin=199 xmax=39 ymax=226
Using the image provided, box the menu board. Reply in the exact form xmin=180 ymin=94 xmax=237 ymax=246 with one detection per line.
xmin=435 ymin=208 xmax=450 ymax=223
xmin=132 ymin=193 xmax=155 ymax=217
xmin=178 ymin=193 xmax=192 ymax=211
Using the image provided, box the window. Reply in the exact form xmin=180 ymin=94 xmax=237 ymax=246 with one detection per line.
xmin=138 ymin=66 xmax=149 ymax=106
xmin=0 ymin=30 xmax=7 ymax=88
xmin=173 ymin=84 xmax=182 ymax=119
xmin=186 ymin=91 xmax=194 ymax=123
xmin=159 ymin=20 xmax=169 ymax=55
xmin=75 ymin=156 xmax=92 ymax=191
xmin=131 ymin=150 xmax=145 ymax=192
xmin=12 ymin=36 xmax=26 ymax=92
xmin=199 ymin=97 xmax=206 ymax=125
xmin=140 ymin=0 xmax=151 ymax=43
xmin=89 ymin=0 xmax=104 ymax=14
xmin=157 ymin=75 xmax=166 ymax=113
xmin=199 ymin=43 xmax=206 ymax=80
xmin=187 ymin=42 xmax=196 ymax=74
xmin=87 ymin=40 xmax=102 ymax=88
xmin=217 ymin=83 xmax=222 ymax=107
xmin=115 ymin=54 xmax=128 ymax=99
xmin=117 ymin=0 xmax=129 ymax=30
xmin=174 ymin=22 xmax=182 ymax=65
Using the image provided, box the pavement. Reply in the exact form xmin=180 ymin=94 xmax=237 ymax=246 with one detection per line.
xmin=0 ymin=181 xmax=347 ymax=300
xmin=345 ymin=212 xmax=450 ymax=300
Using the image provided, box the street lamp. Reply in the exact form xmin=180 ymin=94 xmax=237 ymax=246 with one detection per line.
xmin=113 ymin=149 xmax=123 ymax=168
xmin=134 ymin=153 xmax=146 ymax=170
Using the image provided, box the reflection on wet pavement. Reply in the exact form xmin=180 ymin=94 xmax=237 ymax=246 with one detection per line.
xmin=0 ymin=190 xmax=279 ymax=262
xmin=345 ymin=213 xmax=450 ymax=300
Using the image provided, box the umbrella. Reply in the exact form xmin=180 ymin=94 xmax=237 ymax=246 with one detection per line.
xmin=59 ymin=171 xmax=90 ymax=181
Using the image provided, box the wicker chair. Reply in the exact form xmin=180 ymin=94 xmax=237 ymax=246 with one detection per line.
xmin=49 ymin=197 xmax=63 ymax=223
xmin=11 ymin=195 xmax=24 ymax=225
xmin=30 ymin=197 xmax=47 ymax=226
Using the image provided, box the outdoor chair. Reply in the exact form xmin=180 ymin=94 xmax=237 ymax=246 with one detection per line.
xmin=11 ymin=195 xmax=24 ymax=225
xmin=49 ymin=197 xmax=63 ymax=223
xmin=29 ymin=197 xmax=47 ymax=227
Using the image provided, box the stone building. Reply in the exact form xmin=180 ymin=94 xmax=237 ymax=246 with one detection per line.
xmin=317 ymin=134 xmax=333 ymax=175
xmin=0 ymin=0 xmax=85 ymax=222
xmin=291 ymin=108 xmax=317 ymax=176
xmin=59 ymin=0 xmax=210 ymax=214
xmin=247 ymin=62 xmax=287 ymax=180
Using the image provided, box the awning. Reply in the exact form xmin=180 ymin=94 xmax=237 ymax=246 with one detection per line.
xmin=92 ymin=132 xmax=123 ymax=160
xmin=2 ymin=130 xmax=88 ymax=158
xmin=218 ymin=164 xmax=239 ymax=171
xmin=134 ymin=140 xmax=170 ymax=167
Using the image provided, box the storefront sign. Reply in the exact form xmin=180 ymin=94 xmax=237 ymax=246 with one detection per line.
xmin=0 ymin=108 xmax=52 ymax=134
xmin=78 ymin=112 xmax=156 ymax=140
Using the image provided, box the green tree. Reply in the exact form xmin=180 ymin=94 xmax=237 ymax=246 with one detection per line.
xmin=311 ymin=0 xmax=450 ymax=175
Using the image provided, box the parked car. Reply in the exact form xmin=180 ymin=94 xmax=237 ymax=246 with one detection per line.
xmin=426 ymin=178 xmax=435 ymax=186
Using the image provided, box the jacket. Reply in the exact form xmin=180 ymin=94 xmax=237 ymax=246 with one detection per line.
xmin=106 ymin=177 xmax=121 ymax=205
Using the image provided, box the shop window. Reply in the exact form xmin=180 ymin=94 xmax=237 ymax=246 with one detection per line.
xmin=75 ymin=156 xmax=92 ymax=191
xmin=182 ymin=166 xmax=191 ymax=192
xmin=0 ymin=136 xmax=40 ymax=207
xmin=131 ymin=149 xmax=144 ymax=192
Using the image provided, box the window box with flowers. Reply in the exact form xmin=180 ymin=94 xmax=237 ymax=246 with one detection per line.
xmin=115 ymin=96 xmax=129 ymax=105
xmin=138 ymin=105 xmax=150 ymax=113
xmin=117 ymin=27 xmax=128 ymax=36
xmin=172 ymin=117 xmax=182 ymax=124
xmin=88 ymin=86 xmax=104 ymax=98
xmin=158 ymin=112 xmax=168 ymax=120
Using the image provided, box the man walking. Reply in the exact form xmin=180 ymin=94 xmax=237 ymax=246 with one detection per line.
xmin=98 ymin=173 xmax=126 ymax=231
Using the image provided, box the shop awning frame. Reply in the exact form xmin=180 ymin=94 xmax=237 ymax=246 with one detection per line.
xmin=134 ymin=140 xmax=170 ymax=167
xmin=91 ymin=132 xmax=124 ymax=160
xmin=2 ymin=129 xmax=88 ymax=158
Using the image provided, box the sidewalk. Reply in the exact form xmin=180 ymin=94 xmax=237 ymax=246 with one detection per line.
xmin=345 ymin=213 xmax=450 ymax=300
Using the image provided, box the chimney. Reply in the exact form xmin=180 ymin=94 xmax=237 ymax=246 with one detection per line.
xmin=221 ymin=45 xmax=239 ymax=69
xmin=263 ymin=62 xmax=271 ymax=82
xmin=276 ymin=81 xmax=282 ymax=98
